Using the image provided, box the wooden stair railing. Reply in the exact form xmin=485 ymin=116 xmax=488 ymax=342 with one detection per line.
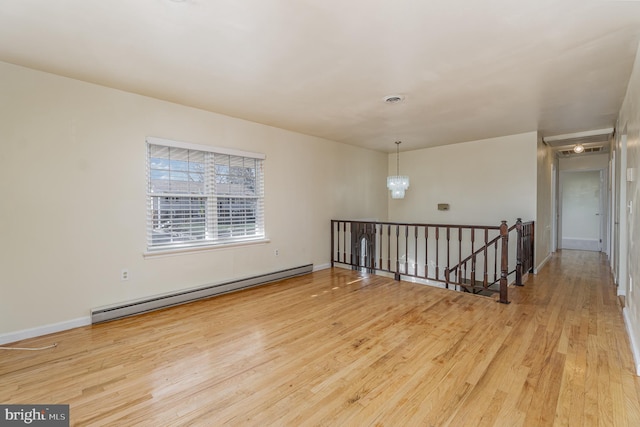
xmin=330 ymin=219 xmax=534 ymax=304
xmin=445 ymin=221 xmax=509 ymax=301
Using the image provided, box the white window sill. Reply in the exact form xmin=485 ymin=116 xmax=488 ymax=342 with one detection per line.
xmin=143 ymin=238 xmax=271 ymax=259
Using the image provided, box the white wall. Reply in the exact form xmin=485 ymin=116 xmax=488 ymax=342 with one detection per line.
xmin=0 ymin=61 xmax=388 ymax=338
xmin=387 ymin=132 xmax=537 ymax=226
xmin=558 ymin=153 xmax=609 ymax=171
xmin=616 ymin=42 xmax=640 ymax=375
xmin=536 ymin=133 xmax=554 ymax=271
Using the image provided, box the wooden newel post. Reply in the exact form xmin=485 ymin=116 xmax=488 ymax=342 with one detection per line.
xmin=499 ymin=220 xmax=510 ymax=304
xmin=515 ymin=218 xmax=523 ymax=286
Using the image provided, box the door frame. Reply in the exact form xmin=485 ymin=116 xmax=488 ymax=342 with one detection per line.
xmin=557 ymin=168 xmax=607 ymax=251
xmin=613 ymin=131 xmax=628 ymax=295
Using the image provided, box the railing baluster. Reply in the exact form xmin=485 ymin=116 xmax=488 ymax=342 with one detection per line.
xmin=342 ymin=221 xmax=347 ymax=264
xmin=463 ymin=260 xmax=468 ymax=290
xmin=369 ymin=222 xmax=374 ymax=271
xmin=332 ymin=220 xmax=337 ymax=266
xmin=524 ymin=223 xmax=528 ymax=273
xmin=493 ymin=240 xmax=498 ymax=284
xmin=471 ymin=253 xmax=476 ymax=287
xmin=425 ymin=227 xmax=430 ymax=279
xmin=531 ymin=223 xmax=535 ymax=273
xmin=387 ymin=224 xmax=391 ymax=272
xmin=458 ymin=227 xmax=462 ymax=281
xmin=405 ymin=225 xmax=409 ymax=276
xmin=395 ymin=225 xmax=400 ymax=280
xmin=470 ymin=228 xmax=475 ymax=286
xmin=483 ymin=228 xmax=488 ymax=287
xmin=350 ymin=222 xmax=355 ymax=266
xmin=471 ymin=227 xmax=475 ymax=257
xmin=370 ymin=223 xmax=374 ymax=269
xmin=527 ymin=222 xmax=534 ymax=273
xmin=414 ymin=226 xmax=419 ymax=276
xmin=446 ymin=227 xmax=451 ymax=282
xmin=435 ymin=227 xmax=440 ymax=282
xmin=378 ymin=224 xmax=383 ymax=271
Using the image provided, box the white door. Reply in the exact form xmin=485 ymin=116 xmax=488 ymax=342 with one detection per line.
xmin=560 ymin=170 xmax=602 ymax=251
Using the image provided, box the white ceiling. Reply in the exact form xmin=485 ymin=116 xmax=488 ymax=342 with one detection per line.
xmin=1 ymin=0 xmax=640 ymax=153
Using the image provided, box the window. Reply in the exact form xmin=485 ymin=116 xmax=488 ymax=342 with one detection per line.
xmin=146 ymin=137 xmax=265 ymax=251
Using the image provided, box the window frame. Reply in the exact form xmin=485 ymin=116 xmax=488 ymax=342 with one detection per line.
xmin=145 ymin=137 xmax=266 ymax=254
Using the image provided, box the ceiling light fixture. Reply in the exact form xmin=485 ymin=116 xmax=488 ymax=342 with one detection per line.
xmin=573 ymin=144 xmax=585 ymax=154
xmin=387 ymin=141 xmax=410 ymax=199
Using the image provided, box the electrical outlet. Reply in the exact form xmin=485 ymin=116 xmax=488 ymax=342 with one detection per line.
xmin=121 ymin=269 xmax=129 ymax=281
xmin=275 ymin=249 xmax=279 ymax=256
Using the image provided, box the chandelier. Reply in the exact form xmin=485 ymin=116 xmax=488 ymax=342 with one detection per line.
xmin=387 ymin=141 xmax=410 ymax=199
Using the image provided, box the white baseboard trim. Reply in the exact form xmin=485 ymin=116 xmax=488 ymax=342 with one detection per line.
xmin=534 ymin=252 xmax=553 ymax=274
xmin=0 ymin=316 xmax=91 ymax=346
xmin=313 ymin=263 xmax=331 ymax=272
xmin=623 ymin=307 xmax=640 ymax=376
xmin=561 ymin=238 xmax=600 ymax=252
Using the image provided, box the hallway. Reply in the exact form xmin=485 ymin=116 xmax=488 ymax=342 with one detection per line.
xmin=502 ymin=249 xmax=640 ymax=425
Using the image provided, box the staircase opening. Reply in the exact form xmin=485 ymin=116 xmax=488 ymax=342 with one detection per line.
xmin=332 ymin=219 xmax=534 ymax=303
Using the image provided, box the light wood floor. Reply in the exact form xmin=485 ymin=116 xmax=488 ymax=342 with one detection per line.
xmin=2 ymin=250 xmax=640 ymax=426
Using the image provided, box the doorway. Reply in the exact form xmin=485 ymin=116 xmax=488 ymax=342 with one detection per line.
xmin=559 ymin=170 xmax=604 ymax=251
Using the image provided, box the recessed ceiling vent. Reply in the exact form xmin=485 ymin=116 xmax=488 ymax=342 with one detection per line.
xmin=544 ymin=128 xmax=612 ymax=158
xmin=383 ymin=95 xmax=405 ymax=104
xmin=559 ymin=146 xmax=604 ymax=156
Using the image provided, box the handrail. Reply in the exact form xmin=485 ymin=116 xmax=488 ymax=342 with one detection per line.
xmin=447 ymin=231 xmax=505 ymax=276
xmin=445 ymin=219 xmax=534 ymax=301
xmin=445 ymin=218 xmax=523 ymax=303
xmin=330 ymin=218 xmax=534 ymax=304
xmin=343 ymin=219 xmax=501 ymax=230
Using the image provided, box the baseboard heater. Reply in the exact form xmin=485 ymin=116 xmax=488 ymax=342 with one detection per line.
xmin=91 ymin=264 xmax=313 ymax=324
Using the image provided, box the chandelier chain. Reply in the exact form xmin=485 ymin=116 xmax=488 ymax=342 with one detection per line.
xmin=396 ymin=141 xmax=400 ymax=175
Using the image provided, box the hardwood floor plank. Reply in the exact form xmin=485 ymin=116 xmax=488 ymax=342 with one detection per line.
xmin=1 ymin=250 xmax=639 ymax=426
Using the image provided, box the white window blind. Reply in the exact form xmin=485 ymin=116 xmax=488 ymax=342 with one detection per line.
xmin=146 ymin=138 xmax=264 ymax=251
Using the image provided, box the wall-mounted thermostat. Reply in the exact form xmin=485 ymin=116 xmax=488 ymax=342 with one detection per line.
xmin=437 ymin=203 xmax=450 ymax=211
